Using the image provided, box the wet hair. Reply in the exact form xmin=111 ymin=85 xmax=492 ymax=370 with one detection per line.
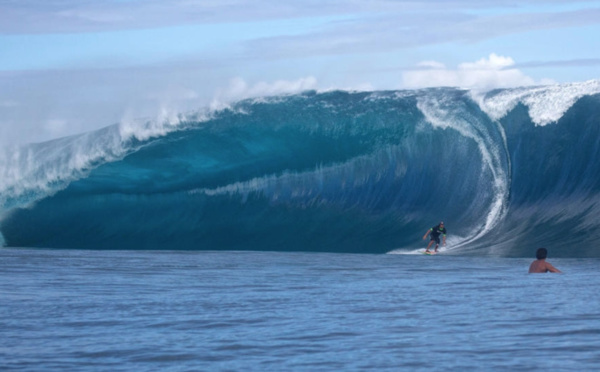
xmin=536 ymin=247 xmax=548 ymax=260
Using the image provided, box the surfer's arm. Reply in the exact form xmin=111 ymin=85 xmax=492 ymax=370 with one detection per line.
xmin=423 ymin=229 xmax=431 ymax=240
xmin=546 ymin=262 xmax=562 ymax=273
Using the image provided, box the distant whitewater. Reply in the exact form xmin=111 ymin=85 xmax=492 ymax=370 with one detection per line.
xmin=1 ymin=80 xmax=600 ymax=256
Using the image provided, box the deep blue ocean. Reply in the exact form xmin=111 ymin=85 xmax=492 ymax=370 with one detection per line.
xmin=2 ymin=81 xmax=600 ymax=370
xmin=2 ymin=248 xmax=599 ymax=371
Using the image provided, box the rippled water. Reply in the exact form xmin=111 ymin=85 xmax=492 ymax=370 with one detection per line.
xmin=1 ymin=248 xmax=599 ymax=371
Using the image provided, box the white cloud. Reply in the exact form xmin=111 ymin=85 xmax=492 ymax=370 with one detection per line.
xmin=211 ymin=76 xmax=318 ymax=108
xmin=145 ymin=85 xmax=200 ymax=102
xmin=0 ymin=100 xmax=18 ymax=108
xmin=459 ymin=54 xmax=515 ymax=70
xmin=403 ymin=53 xmax=538 ymax=91
xmin=417 ymin=60 xmax=446 ymax=69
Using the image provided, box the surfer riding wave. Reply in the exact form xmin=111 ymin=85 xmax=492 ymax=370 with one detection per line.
xmin=423 ymin=222 xmax=447 ymax=253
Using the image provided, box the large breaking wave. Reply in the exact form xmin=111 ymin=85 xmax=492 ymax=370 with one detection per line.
xmin=1 ymin=80 xmax=600 ymax=256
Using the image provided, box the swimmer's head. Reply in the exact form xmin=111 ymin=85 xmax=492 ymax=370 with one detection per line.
xmin=536 ymin=247 xmax=548 ymax=260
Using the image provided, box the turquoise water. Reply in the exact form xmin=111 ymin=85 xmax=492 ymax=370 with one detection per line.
xmin=2 ymin=248 xmax=598 ymax=371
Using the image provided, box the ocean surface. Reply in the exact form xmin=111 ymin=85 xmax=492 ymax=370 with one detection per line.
xmin=2 ymin=248 xmax=599 ymax=371
xmin=2 ymin=80 xmax=600 ymax=256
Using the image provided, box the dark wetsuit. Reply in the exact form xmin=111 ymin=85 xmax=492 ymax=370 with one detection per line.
xmin=429 ymin=225 xmax=447 ymax=244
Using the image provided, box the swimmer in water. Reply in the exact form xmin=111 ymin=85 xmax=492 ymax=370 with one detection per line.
xmin=528 ymin=248 xmax=561 ymax=273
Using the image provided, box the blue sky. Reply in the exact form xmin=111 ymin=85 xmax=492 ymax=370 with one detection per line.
xmin=1 ymin=0 xmax=600 ymax=144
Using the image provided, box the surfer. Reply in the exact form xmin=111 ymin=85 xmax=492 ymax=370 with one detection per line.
xmin=528 ymin=248 xmax=561 ymax=273
xmin=423 ymin=222 xmax=446 ymax=253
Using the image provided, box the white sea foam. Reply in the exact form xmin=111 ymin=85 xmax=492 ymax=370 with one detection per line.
xmin=118 ymin=106 xmax=201 ymax=142
xmin=474 ymin=80 xmax=600 ymax=126
xmin=388 ymin=235 xmax=467 ymax=255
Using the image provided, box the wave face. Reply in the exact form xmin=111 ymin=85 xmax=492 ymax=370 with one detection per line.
xmin=1 ymin=81 xmax=600 ymax=256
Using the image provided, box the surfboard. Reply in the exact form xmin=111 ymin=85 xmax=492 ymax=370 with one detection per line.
xmin=422 ymin=251 xmax=438 ymax=255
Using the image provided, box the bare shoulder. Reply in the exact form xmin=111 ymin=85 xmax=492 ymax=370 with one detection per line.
xmin=529 ymin=260 xmax=544 ymax=273
xmin=529 ymin=259 xmax=561 ymax=273
xmin=529 ymin=261 xmax=546 ymax=274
